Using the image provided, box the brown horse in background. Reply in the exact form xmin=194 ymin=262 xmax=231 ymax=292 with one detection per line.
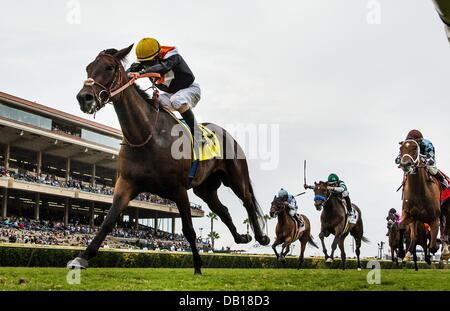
xmin=398 ymin=140 xmax=440 ymax=270
xmin=306 ymin=181 xmax=369 ymax=270
xmin=269 ymin=196 xmax=318 ymax=269
xmin=69 ymin=45 xmax=270 ymax=274
xmin=387 ymin=214 xmax=402 ymax=267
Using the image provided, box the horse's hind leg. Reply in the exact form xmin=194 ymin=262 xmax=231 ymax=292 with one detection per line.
xmin=194 ymin=179 xmax=251 ymax=244
xmin=68 ymin=177 xmax=136 ymax=268
xmin=354 ymin=237 xmax=362 ymax=270
xmin=223 ymin=163 xmax=269 ymax=246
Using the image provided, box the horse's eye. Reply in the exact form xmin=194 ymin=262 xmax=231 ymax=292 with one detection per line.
xmin=105 ymin=65 xmax=113 ymax=71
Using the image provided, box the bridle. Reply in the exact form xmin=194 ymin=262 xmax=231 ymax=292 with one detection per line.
xmin=270 ymin=198 xmax=288 ymax=217
xmin=83 ymin=54 xmax=124 ymax=114
xmin=313 ymin=184 xmax=332 ymax=209
xmin=399 ymin=139 xmax=424 ymax=174
xmin=82 ymin=53 xmax=161 ymax=148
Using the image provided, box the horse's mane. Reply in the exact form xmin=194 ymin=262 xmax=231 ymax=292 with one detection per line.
xmin=101 ymin=48 xmax=154 ymax=107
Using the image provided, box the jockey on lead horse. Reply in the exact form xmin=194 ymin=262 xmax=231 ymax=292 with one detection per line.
xmin=395 ymin=129 xmax=449 ymax=189
xmin=126 ymin=37 xmax=203 ymax=178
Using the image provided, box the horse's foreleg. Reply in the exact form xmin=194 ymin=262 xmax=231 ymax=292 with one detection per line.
xmin=298 ymin=238 xmax=307 ymax=270
xmin=281 ymin=242 xmax=291 ymax=261
xmin=337 ymin=238 xmax=346 ymax=270
xmin=176 ymin=189 xmax=202 ymax=275
xmin=272 ymin=239 xmax=283 ymax=260
xmin=429 ymin=218 xmax=440 ymax=254
xmin=69 ymin=177 xmax=136 ymax=268
xmin=405 ymin=222 xmax=417 ymax=262
xmin=329 ymin=230 xmax=344 ymax=262
xmin=412 ymin=241 xmax=418 ymax=271
xmin=319 ymin=231 xmax=329 ymax=260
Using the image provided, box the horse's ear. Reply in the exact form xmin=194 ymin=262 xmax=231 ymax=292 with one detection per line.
xmin=314 ymin=181 xmax=317 ymax=186
xmin=399 ymin=141 xmax=403 ymax=145
xmin=114 ymin=44 xmax=134 ymax=61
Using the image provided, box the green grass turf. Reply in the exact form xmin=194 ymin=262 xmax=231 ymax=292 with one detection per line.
xmin=0 ymin=268 xmax=449 ymax=291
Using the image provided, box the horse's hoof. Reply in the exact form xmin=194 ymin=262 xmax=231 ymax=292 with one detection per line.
xmin=258 ymin=236 xmax=270 ymax=246
xmin=404 ymin=252 xmax=412 ymax=262
xmin=67 ymin=257 xmax=88 ymax=269
xmin=238 ymin=234 xmax=252 ymax=244
xmin=430 ymin=247 xmax=439 ymax=254
xmin=326 ymin=258 xmax=333 ymax=263
xmin=441 ymin=251 xmax=450 ymax=261
xmin=357 ymin=268 xmax=362 ymax=271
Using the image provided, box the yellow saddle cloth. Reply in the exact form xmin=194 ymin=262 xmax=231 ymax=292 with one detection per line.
xmin=163 ymin=108 xmax=222 ymax=161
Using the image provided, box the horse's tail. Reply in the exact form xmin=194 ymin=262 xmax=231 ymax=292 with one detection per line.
xmin=248 ymin=178 xmax=266 ymax=234
xmin=308 ymin=234 xmax=319 ymax=249
xmin=362 ymin=236 xmax=370 ymax=244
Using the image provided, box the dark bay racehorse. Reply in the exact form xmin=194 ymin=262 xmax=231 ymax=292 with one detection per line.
xmin=69 ymin=45 xmax=270 ymax=274
xmin=269 ymin=196 xmax=318 ymax=269
xmin=398 ymin=140 xmax=440 ymax=270
xmin=306 ymin=181 xmax=368 ymax=270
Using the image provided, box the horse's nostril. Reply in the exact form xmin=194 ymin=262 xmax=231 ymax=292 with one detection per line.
xmin=84 ymin=94 xmax=94 ymax=102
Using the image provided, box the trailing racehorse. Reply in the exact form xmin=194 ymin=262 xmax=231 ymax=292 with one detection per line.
xmin=387 ymin=213 xmax=403 ymax=267
xmin=397 ymin=140 xmax=441 ymax=270
xmin=306 ymin=181 xmax=368 ymax=270
xmin=269 ymin=196 xmax=318 ymax=269
xmin=69 ymin=45 xmax=270 ymax=274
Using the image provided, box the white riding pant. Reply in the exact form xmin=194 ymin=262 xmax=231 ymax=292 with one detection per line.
xmin=158 ymin=82 xmax=201 ymax=111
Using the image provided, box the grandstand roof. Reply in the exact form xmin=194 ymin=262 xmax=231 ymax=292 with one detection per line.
xmin=0 ymin=91 xmax=122 ymax=139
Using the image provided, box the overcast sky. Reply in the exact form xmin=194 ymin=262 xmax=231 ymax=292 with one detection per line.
xmin=1 ymin=0 xmax=449 ymax=258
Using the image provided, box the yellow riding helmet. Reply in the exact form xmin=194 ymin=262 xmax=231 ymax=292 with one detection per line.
xmin=135 ymin=37 xmax=161 ymax=62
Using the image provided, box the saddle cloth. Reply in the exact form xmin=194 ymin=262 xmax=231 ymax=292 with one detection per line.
xmin=163 ymin=107 xmax=222 ymax=161
xmin=442 ymin=188 xmax=450 ymax=205
xmin=292 ymin=215 xmax=306 ymax=241
xmin=342 ymin=199 xmax=359 ymax=224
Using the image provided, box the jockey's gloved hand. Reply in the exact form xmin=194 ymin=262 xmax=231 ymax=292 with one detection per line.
xmin=127 ymin=62 xmax=144 ymax=73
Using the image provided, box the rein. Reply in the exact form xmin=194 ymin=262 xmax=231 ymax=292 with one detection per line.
xmin=83 ymin=53 xmax=161 ymax=148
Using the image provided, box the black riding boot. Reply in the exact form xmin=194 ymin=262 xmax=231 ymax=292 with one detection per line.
xmin=181 ymin=109 xmax=203 ymax=144
xmin=344 ymin=196 xmax=352 ymax=215
xmin=181 ymin=109 xmax=202 ymax=180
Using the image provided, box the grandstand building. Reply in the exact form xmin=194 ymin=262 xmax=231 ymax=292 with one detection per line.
xmin=0 ymin=91 xmax=203 ymax=234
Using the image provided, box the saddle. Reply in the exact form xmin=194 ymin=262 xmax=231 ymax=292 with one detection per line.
xmin=162 ymin=107 xmax=222 ymax=161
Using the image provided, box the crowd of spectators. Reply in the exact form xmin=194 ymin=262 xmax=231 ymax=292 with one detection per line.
xmin=0 ymin=166 xmax=201 ymax=210
xmin=0 ymin=216 xmax=210 ymax=251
